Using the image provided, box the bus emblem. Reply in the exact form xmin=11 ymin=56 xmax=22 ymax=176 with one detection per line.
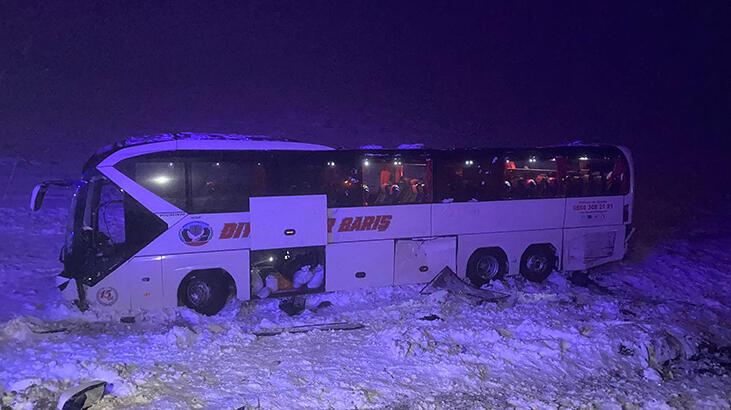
xmin=96 ymin=287 xmax=118 ymax=306
xmin=179 ymin=221 xmax=213 ymax=246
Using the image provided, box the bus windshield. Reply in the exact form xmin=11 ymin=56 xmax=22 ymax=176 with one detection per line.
xmin=62 ymin=176 xmax=167 ymax=286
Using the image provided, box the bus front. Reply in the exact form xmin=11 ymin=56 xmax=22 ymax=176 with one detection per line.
xmin=32 ymin=164 xmax=167 ymax=310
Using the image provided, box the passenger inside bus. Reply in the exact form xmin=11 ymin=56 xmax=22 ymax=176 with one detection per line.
xmin=435 ymin=155 xmax=506 ymax=202
xmin=363 ymin=158 xmax=429 ymax=205
xmin=563 ymin=154 xmax=629 ymax=197
xmin=503 ymin=153 xmax=560 ymax=199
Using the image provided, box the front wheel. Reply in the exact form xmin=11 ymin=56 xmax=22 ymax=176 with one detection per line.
xmin=520 ymin=245 xmax=556 ymax=283
xmin=180 ymin=270 xmax=230 ymax=315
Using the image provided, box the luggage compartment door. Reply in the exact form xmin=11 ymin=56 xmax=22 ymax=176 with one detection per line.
xmin=563 ymin=225 xmax=625 ymax=270
xmin=249 ymin=195 xmax=328 ymax=250
xmin=394 ymin=237 xmax=456 ymax=285
xmin=326 ymin=240 xmax=394 ymax=291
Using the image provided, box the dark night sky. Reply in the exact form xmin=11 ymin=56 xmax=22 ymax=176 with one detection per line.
xmin=1 ymin=1 xmax=729 ymax=155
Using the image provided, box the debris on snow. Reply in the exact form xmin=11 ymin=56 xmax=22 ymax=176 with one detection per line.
xmin=56 ymin=380 xmax=107 ymax=410
xmin=420 ymin=266 xmax=509 ymax=303
xmin=253 ymin=322 xmax=365 ymax=337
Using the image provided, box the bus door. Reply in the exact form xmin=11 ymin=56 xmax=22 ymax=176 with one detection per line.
xmin=248 ymin=194 xmax=328 ymax=299
xmin=65 ymin=177 xmax=166 ymax=310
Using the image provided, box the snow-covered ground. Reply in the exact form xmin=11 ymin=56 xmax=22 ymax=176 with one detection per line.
xmin=1 ymin=154 xmax=730 ymax=409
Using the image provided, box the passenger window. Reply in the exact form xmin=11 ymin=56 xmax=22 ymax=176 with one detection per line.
xmin=128 ymin=161 xmax=187 ymax=209
xmin=435 ymin=153 xmax=506 ymax=202
xmin=190 ymin=160 xmax=266 ymax=213
xmin=362 ymin=156 xmax=431 ymax=205
xmin=269 ymin=153 xmax=365 ymax=208
xmin=504 ymin=152 xmax=560 ymax=199
xmin=565 ymin=152 xmax=630 ymax=197
xmin=608 ymin=155 xmax=630 ymax=195
xmin=318 ymin=158 xmax=364 ymax=208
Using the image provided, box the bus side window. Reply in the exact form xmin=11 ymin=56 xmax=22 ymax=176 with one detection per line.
xmin=566 ymin=152 xmax=627 ymax=197
xmin=504 ymin=152 xmax=560 ymax=199
xmin=190 ymin=160 xmax=259 ymax=213
xmin=362 ymin=156 xmax=431 ymax=205
xmin=434 ymin=154 xmax=505 ymax=202
xmin=126 ymin=160 xmax=187 ymax=209
xmin=608 ymin=155 xmax=630 ymax=195
xmin=266 ymin=153 xmax=364 ymax=208
xmin=318 ymin=157 xmax=364 ymax=208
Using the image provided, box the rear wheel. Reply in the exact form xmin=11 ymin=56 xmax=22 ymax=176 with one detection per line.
xmin=520 ymin=245 xmax=556 ymax=283
xmin=180 ymin=270 xmax=231 ymax=315
xmin=467 ymin=248 xmax=508 ymax=287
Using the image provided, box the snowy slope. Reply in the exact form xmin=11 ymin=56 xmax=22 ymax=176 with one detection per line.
xmin=1 ymin=155 xmax=731 ymax=409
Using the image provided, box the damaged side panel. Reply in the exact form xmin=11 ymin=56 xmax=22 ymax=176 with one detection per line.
xmin=563 ymin=224 xmax=626 ymax=271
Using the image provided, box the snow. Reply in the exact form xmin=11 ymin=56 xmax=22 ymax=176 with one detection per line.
xmin=1 ymin=154 xmax=731 ymax=409
xmin=396 ymin=143 xmax=425 ymax=149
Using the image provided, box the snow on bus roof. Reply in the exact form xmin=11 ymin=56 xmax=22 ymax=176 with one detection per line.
xmin=96 ymin=132 xmax=320 ymax=152
xmin=86 ymin=132 xmax=333 ymax=172
xmin=97 ymin=132 xmax=334 ymax=155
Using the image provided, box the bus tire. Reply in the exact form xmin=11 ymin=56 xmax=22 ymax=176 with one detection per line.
xmin=179 ymin=269 xmax=232 ymax=316
xmin=466 ymin=248 xmax=508 ymax=287
xmin=520 ymin=245 xmax=556 ymax=283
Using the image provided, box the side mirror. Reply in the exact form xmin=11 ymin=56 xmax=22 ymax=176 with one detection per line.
xmin=57 ymin=380 xmax=107 ymax=410
xmin=30 ymin=179 xmax=76 ymax=211
xmin=30 ymin=183 xmax=49 ymax=211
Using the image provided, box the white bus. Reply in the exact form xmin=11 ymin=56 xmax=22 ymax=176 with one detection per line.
xmin=31 ymin=133 xmax=634 ymax=315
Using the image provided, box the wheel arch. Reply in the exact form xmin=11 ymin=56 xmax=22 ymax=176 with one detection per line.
xmin=160 ymin=250 xmax=251 ymax=308
xmin=177 ymin=268 xmax=237 ymax=306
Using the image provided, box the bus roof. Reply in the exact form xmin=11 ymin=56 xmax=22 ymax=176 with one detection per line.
xmin=84 ymin=132 xmax=334 ymax=172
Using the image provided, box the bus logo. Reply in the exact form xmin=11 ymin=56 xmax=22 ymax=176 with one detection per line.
xmin=96 ymin=287 xmax=118 ymax=306
xmin=179 ymin=221 xmax=213 ymax=246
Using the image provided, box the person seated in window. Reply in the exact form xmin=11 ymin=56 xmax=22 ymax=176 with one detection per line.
xmin=361 ymin=184 xmax=370 ymax=206
xmin=535 ymin=174 xmax=549 ymax=197
xmin=607 ymin=156 xmax=628 ymax=194
xmin=546 ymin=177 xmax=558 ymax=196
xmin=415 ymin=181 xmax=426 ymax=203
xmin=566 ymin=175 xmax=584 ymax=197
xmin=388 ymin=184 xmax=401 ymax=204
xmin=512 ymin=176 xmax=527 ymax=198
xmin=525 ymin=178 xmax=538 ymax=198
xmin=589 ymin=172 xmax=604 ymax=195
xmin=397 ymin=176 xmax=416 ymax=203
xmin=375 ymin=183 xmax=389 ymax=204
xmin=342 ymin=177 xmax=366 ymax=207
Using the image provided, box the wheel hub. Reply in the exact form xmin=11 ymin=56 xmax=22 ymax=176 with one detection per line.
xmin=187 ymin=280 xmax=211 ymax=307
xmin=526 ymin=254 xmax=548 ymax=273
xmin=476 ymin=255 xmax=500 ymax=280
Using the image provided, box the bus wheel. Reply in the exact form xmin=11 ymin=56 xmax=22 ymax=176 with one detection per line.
xmin=180 ymin=270 xmax=231 ymax=316
xmin=467 ymin=248 xmax=507 ymax=287
xmin=520 ymin=245 xmax=556 ymax=283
